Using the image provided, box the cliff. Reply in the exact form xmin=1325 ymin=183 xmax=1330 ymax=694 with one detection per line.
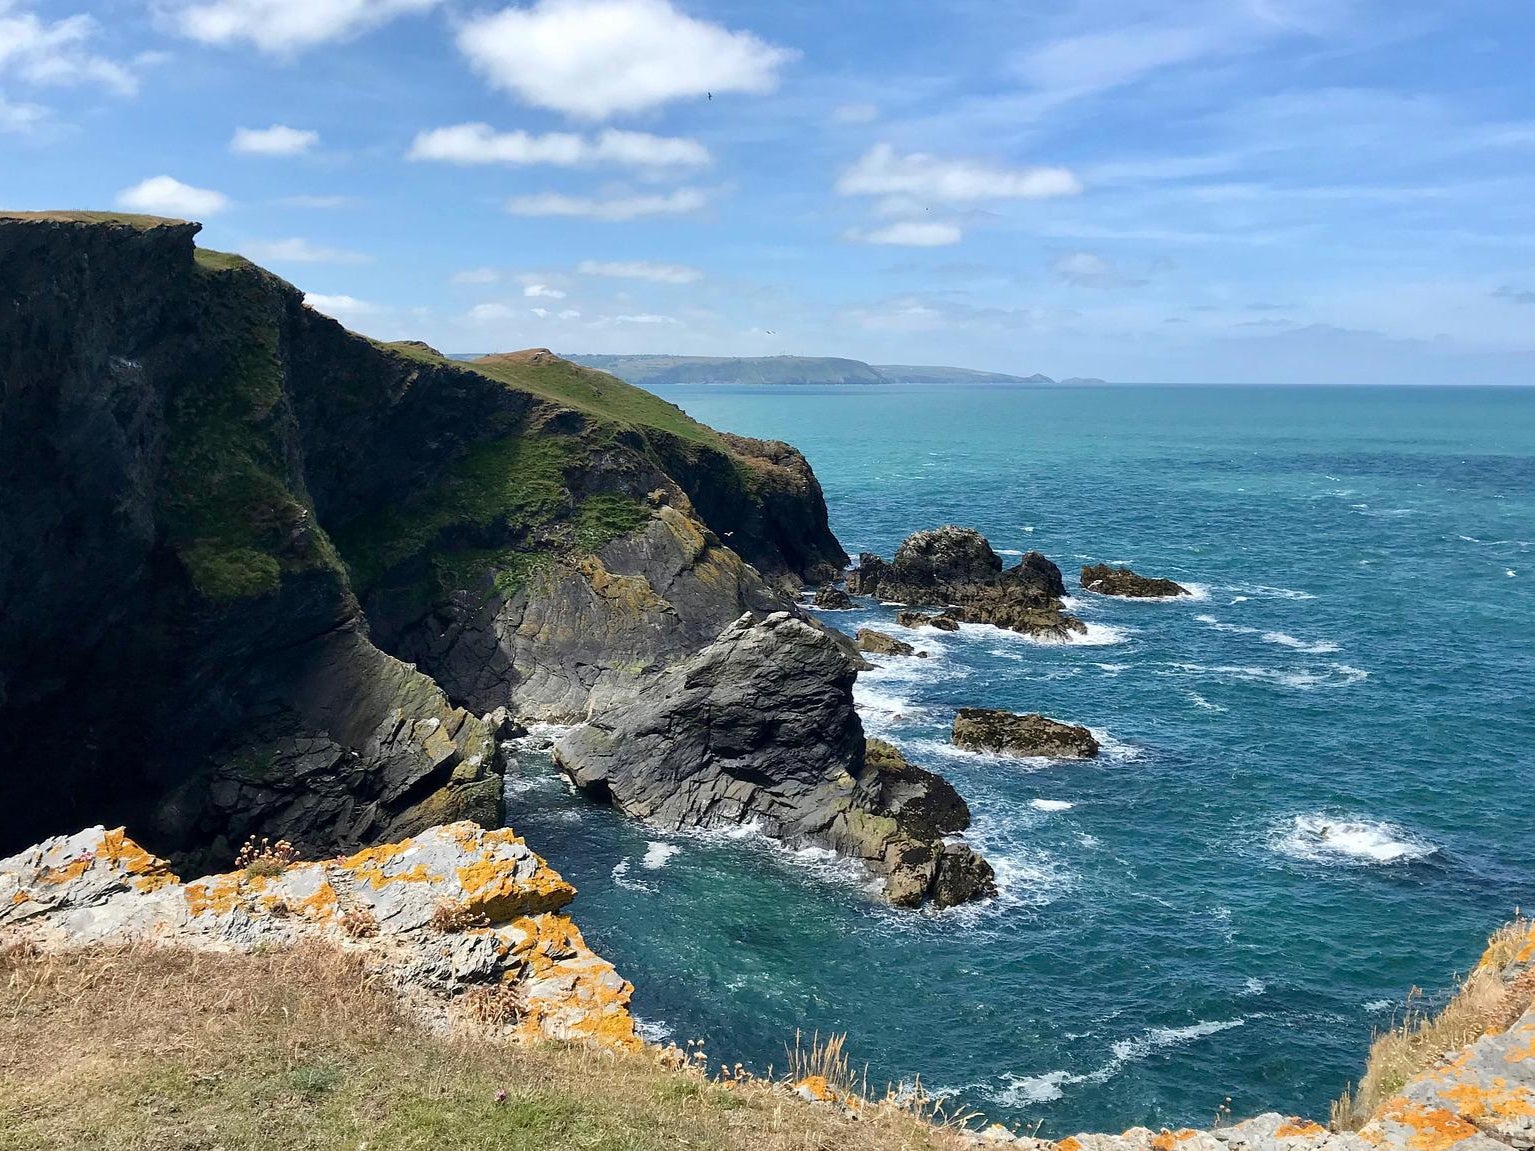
xmin=0 ymin=212 xmax=845 ymax=867
xmin=567 ymin=353 xmax=1057 ymax=386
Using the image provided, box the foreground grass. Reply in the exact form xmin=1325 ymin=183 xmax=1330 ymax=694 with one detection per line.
xmin=0 ymin=943 xmax=961 ymax=1151
xmin=1332 ymin=917 xmax=1535 ymax=1130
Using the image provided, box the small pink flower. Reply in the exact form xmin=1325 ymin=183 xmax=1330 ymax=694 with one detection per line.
xmin=494 ymin=1089 xmax=507 ymax=1104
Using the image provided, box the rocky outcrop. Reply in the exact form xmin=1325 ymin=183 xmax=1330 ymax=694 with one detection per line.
xmin=857 ymin=628 xmax=917 ymax=656
xmin=0 ymin=821 xmax=637 ymax=1048
xmin=552 ymin=612 xmax=994 ymax=908
xmin=1081 ymin=564 xmax=1188 ymax=598
xmin=855 ymin=527 xmax=1084 ymax=639
xmin=899 ymin=610 xmax=961 ymax=631
xmin=952 ymin=709 xmax=1101 ymax=759
xmin=0 ymin=212 xmax=847 ymax=859
xmin=814 ymin=584 xmax=855 ymax=609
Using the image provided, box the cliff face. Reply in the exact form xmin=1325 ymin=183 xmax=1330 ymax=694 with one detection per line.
xmin=0 ymin=213 xmax=846 ymax=863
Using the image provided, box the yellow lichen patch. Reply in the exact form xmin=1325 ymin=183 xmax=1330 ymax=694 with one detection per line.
xmin=1150 ymin=1129 xmax=1198 ymax=1151
xmin=509 ymin=914 xmax=638 ymax=1051
xmin=341 ymin=840 xmax=438 ymax=891
xmin=1276 ymin=1119 xmax=1328 ymax=1138
xmin=1055 ymin=1137 xmax=1084 ymax=1151
xmin=1375 ymin=1098 xmax=1485 ymax=1151
xmin=96 ymin=829 xmax=179 ymax=892
xmin=41 ymin=857 xmax=92 ymax=885
xmin=10 ymin=891 xmax=27 ymax=906
xmin=1439 ymin=1080 xmax=1535 ymax=1121
xmin=183 ymin=874 xmax=245 ymax=919
xmin=797 ymin=1075 xmax=835 ymax=1102
xmin=456 ymin=855 xmax=574 ymax=922
xmin=290 ymin=879 xmax=340 ymax=922
xmin=1505 ymin=1029 xmax=1535 ymax=1063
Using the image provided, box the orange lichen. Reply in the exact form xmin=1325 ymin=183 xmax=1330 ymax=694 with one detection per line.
xmin=341 ymin=840 xmax=438 ymax=891
xmin=1054 ymin=1138 xmax=1083 ymax=1151
xmin=1150 ymin=1129 xmax=1198 ymax=1150
xmin=42 ymin=857 xmax=92 ymax=885
xmin=1275 ymin=1119 xmax=1328 ymax=1138
xmin=456 ymin=855 xmax=573 ymax=921
xmin=508 ymin=913 xmax=638 ymax=1051
xmin=796 ymin=1075 xmax=835 ymax=1102
xmin=1505 ymin=1029 xmax=1535 ymax=1062
xmin=183 ymin=874 xmax=244 ymax=918
xmin=1375 ymin=1098 xmax=1485 ymax=1151
xmin=97 ymin=829 xmax=179 ymax=892
xmin=1439 ymin=1080 xmax=1535 ymax=1121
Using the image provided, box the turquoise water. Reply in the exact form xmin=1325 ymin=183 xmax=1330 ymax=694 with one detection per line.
xmin=506 ymin=385 xmax=1535 ymax=1135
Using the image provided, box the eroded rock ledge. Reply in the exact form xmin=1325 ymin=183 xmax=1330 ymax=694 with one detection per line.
xmin=0 ymin=821 xmax=637 ymax=1049
xmin=849 ymin=527 xmax=1085 ymax=639
xmin=553 ymin=611 xmax=995 ymax=908
xmin=1081 ymin=564 xmax=1189 ymax=598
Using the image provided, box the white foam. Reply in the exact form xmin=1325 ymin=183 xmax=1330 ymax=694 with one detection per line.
xmin=641 ymin=841 xmax=680 ymax=870
xmin=997 ymin=548 xmax=1024 ymax=557
xmin=1509 ymin=569 xmax=1518 ymax=577
xmin=610 ymin=858 xmax=657 ymax=893
xmin=1261 ymin=631 xmax=1341 ymax=655
xmin=1187 ymin=692 xmax=1225 ymax=712
xmin=1022 ymin=526 xmax=1036 ymax=533
xmin=1096 ymin=662 xmax=1129 ymax=673
xmin=634 ymin=1016 xmax=675 ymax=1043
xmin=1228 ymin=583 xmax=1317 ymax=601
xmin=1030 ymin=799 xmax=1075 ymax=812
xmin=1364 ymin=999 xmax=1395 ymax=1013
xmin=996 ymin=1070 xmax=1072 ymax=1106
xmin=1243 ymin=978 xmax=1267 ymax=996
xmin=1167 ymin=662 xmax=1368 ymax=689
xmin=1108 ymin=1019 xmax=1246 ymax=1066
xmin=1272 ymin=814 xmax=1437 ymax=865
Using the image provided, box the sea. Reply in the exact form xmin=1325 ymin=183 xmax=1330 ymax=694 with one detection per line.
xmin=504 ymin=384 xmax=1535 ymax=1136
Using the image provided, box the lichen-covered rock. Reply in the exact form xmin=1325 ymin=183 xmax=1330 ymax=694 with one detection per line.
xmin=1080 ymin=564 xmax=1189 ymax=598
xmin=860 ymin=528 xmax=1084 ymax=639
xmin=553 ymin=612 xmax=993 ymax=908
xmin=953 ymin=709 xmax=1101 ymax=759
xmin=857 ymin=628 xmax=916 ymax=656
xmin=814 ymin=584 xmax=855 ymax=610
xmin=0 ymin=821 xmax=637 ymax=1050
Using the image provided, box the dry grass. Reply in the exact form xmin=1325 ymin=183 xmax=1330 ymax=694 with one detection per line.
xmin=0 ymin=942 xmax=968 ymax=1151
xmin=1331 ymin=917 xmax=1535 ymax=1131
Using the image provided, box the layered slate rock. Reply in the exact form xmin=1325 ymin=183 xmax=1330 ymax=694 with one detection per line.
xmin=952 ymin=709 xmax=1101 ymax=759
xmin=855 ymin=527 xmax=1085 ymax=639
xmin=1081 ymin=564 xmax=1189 ymax=598
xmin=0 ymin=822 xmax=638 ymax=1049
xmin=553 ymin=612 xmax=994 ymax=908
xmin=857 ymin=628 xmax=917 ymax=656
xmin=813 ymin=584 xmax=855 ymax=610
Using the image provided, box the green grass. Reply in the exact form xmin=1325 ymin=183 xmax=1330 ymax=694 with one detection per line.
xmin=574 ymin=493 xmax=651 ymax=553
xmin=0 ymin=210 xmax=190 ymax=227
xmin=193 ymin=247 xmax=253 ymax=272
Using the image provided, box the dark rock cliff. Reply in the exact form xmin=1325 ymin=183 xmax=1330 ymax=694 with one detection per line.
xmin=0 ymin=213 xmax=847 ymax=862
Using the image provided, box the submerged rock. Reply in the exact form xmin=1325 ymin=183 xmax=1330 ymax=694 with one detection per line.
xmin=865 ymin=527 xmax=1084 ymax=639
xmin=553 ymin=612 xmax=993 ymax=908
xmin=856 ymin=628 xmax=916 ymax=656
xmin=952 ymin=708 xmax=1101 ymax=759
xmin=1081 ymin=564 xmax=1188 ymax=598
xmin=0 ymin=822 xmax=637 ymax=1049
xmin=813 ymin=584 xmax=855 ymax=610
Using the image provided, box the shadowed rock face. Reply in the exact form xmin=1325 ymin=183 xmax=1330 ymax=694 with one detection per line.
xmin=952 ymin=709 xmax=1101 ymax=759
xmin=850 ymin=527 xmax=1085 ymax=639
xmin=857 ymin=628 xmax=916 ymax=656
xmin=1081 ymin=564 xmax=1188 ymax=598
xmin=552 ymin=612 xmax=995 ymax=908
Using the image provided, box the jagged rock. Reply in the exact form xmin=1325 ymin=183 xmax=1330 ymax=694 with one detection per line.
xmin=897 ymin=610 xmax=961 ymax=631
xmin=845 ymin=553 xmax=889 ymax=596
xmin=861 ymin=527 xmax=1084 ymax=639
xmin=0 ymin=822 xmax=637 ymax=1048
xmin=953 ymin=709 xmax=1100 ymax=759
xmin=552 ymin=612 xmax=993 ymax=908
xmin=481 ymin=707 xmax=527 ymax=741
xmin=814 ymin=584 xmax=855 ymax=610
xmin=1081 ymin=564 xmax=1188 ymax=598
xmin=857 ymin=628 xmax=915 ymax=656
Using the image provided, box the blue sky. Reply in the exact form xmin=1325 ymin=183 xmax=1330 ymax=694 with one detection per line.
xmin=5 ymin=0 xmax=1535 ymax=383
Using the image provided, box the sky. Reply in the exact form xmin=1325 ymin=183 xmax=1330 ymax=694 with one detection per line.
xmin=5 ymin=0 xmax=1535 ymax=384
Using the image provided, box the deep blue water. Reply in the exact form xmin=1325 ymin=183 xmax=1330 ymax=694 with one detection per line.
xmin=506 ymin=385 xmax=1535 ymax=1136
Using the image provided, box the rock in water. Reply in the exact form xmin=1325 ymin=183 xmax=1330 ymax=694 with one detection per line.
xmin=856 ymin=628 xmax=915 ymax=656
xmin=813 ymin=584 xmax=855 ymax=610
xmin=952 ymin=708 xmax=1101 ymax=759
xmin=1080 ymin=563 xmax=1189 ymax=598
xmin=844 ymin=553 xmax=888 ymax=596
xmin=553 ymin=612 xmax=994 ymax=908
xmin=868 ymin=527 xmax=1085 ymax=639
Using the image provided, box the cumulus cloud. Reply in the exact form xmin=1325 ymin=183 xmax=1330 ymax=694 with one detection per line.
xmin=0 ymin=2 xmax=137 ymax=94
xmin=577 ymin=259 xmax=701 ymax=284
xmin=847 ymin=220 xmax=963 ymax=247
xmin=456 ymin=0 xmax=794 ymax=119
xmin=231 ymin=124 xmax=318 ymax=155
xmin=408 ymin=123 xmax=708 ymax=168
xmin=838 ymin=143 xmax=1082 ymax=203
xmin=115 ymin=175 xmax=230 ymax=218
xmin=523 ymin=283 xmax=566 ymax=298
xmin=247 ymin=237 xmax=368 ymax=263
xmin=452 ymin=267 xmax=500 ymax=285
xmin=164 ymin=0 xmax=440 ymax=54
xmin=0 ymin=93 xmax=48 ymax=133
xmin=615 ymin=312 xmax=678 ymax=324
xmin=303 ymin=292 xmax=379 ymax=318
xmin=467 ymin=302 xmax=517 ymax=322
xmin=1053 ymin=250 xmax=1145 ymax=288
xmin=505 ymin=187 xmax=707 ymax=221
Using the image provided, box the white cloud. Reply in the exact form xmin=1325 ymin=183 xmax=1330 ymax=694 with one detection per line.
xmin=832 ymin=102 xmax=878 ymax=125
xmin=523 ymin=283 xmax=566 ymax=298
xmin=838 ymin=144 xmax=1082 ymax=203
xmin=456 ymin=0 xmax=795 ymax=120
xmin=452 ymin=267 xmax=500 ymax=285
xmin=848 ymin=220 xmax=963 ymax=247
xmin=0 ymin=3 xmax=137 ymax=94
xmin=615 ymin=312 xmax=678 ymax=324
xmin=578 ymin=259 xmax=701 ymax=284
xmin=115 ymin=175 xmax=230 ymax=218
xmin=303 ymin=292 xmax=378 ymax=318
xmin=247 ymin=237 xmax=368 ymax=264
xmin=505 ymin=187 xmax=707 ymax=221
xmin=408 ymin=123 xmax=709 ymax=168
xmin=231 ymin=124 xmax=318 ymax=155
xmin=1054 ymin=251 xmax=1116 ymax=285
xmin=164 ymin=0 xmax=441 ymax=54
xmin=467 ymin=302 xmax=517 ymax=323
xmin=277 ymin=194 xmax=353 ymax=208
xmin=0 ymin=92 xmax=48 ymax=133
